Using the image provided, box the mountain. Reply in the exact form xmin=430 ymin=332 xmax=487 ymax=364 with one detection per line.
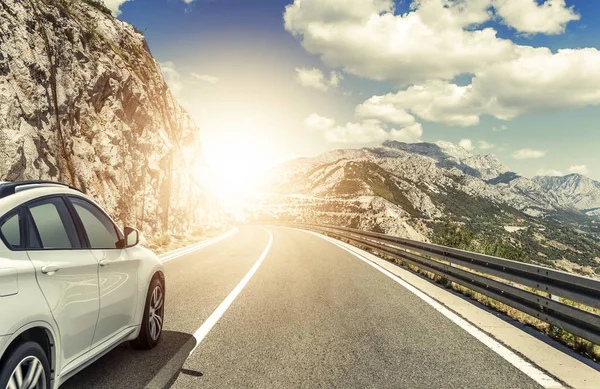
xmin=382 ymin=140 xmax=509 ymax=180
xmin=257 ymin=142 xmax=600 ymax=277
xmin=533 ymin=174 xmax=600 ymax=217
xmin=0 ymin=0 xmax=206 ymax=233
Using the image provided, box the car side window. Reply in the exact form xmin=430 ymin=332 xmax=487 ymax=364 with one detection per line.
xmin=0 ymin=211 xmax=21 ymax=249
xmin=70 ymin=198 xmax=120 ymax=249
xmin=27 ymin=197 xmax=81 ymax=249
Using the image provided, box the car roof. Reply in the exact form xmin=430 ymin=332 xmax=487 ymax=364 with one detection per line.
xmin=0 ymin=184 xmax=96 ymax=217
xmin=0 ymin=180 xmax=81 ymax=198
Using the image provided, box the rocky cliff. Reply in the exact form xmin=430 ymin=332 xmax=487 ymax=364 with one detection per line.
xmin=0 ymin=0 xmax=205 ymax=233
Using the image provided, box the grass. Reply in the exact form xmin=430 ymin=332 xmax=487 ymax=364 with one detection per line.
xmin=325 ymin=231 xmax=600 ymax=362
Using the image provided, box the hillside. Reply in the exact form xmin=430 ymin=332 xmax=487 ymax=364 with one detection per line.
xmin=257 ymin=142 xmax=600 ymax=277
xmin=533 ymin=174 xmax=600 ymax=217
xmin=0 ymin=0 xmax=206 ymax=233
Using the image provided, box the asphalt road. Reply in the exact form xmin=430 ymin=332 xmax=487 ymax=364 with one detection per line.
xmin=63 ymin=226 xmax=543 ymax=389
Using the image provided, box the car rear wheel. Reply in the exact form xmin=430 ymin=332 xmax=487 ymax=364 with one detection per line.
xmin=0 ymin=341 xmax=50 ymax=389
xmin=131 ymin=277 xmax=164 ymax=350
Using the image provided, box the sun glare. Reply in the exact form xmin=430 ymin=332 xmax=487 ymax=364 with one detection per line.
xmin=201 ymin=125 xmax=283 ymax=209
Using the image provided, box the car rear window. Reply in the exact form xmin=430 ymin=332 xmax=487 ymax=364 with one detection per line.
xmin=0 ymin=212 xmax=21 ymax=249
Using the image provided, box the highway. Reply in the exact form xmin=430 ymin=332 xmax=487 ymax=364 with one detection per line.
xmin=62 ymin=226 xmax=547 ymax=389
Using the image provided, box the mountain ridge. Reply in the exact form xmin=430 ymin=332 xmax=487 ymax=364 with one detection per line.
xmin=532 ymin=174 xmax=600 ymax=216
xmin=257 ymin=141 xmax=600 ymax=277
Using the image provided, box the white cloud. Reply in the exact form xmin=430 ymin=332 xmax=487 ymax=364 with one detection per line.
xmin=494 ymin=0 xmax=580 ymax=35
xmin=355 ymin=97 xmax=417 ymax=126
xmin=493 ymin=125 xmax=508 ymax=132
xmin=102 ymin=0 xmax=131 ymax=16
xmin=478 ymin=140 xmax=495 ymax=150
xmin=356 ymin=47 xmax=600 ymax=126
xmin=537 ymin=168 xmax=564 ymax=176
xmin=285 ymin=0 xmax=595 ymax=126
xmin=304 ymin=114 xmax=422 ymax=144
xmin=159 ymin=61 xmax=183 ymax=96
xmin=329 ymin=71 xmax=343 ymax=88
xmin=513 ymin=149 xmax=546 ymax=159
xmin=459 ymin=139 xmax=474 ymax=152
xmin=357 ymin=81 xmax=481 ymax=126
xmin=285 ymin=0 xmax=513 ymax=84
xmin=191 ymin=73 xmax=219 ymax=84
xmin=568 ymin=165 xmax=589 ymax=175
xmin=326 ymin=120 xmax=423 ymax=144
xmin=295 ymin=68 xmax=342 ymax=91
xmin=305 ymin=114 xmax=335 ymax=131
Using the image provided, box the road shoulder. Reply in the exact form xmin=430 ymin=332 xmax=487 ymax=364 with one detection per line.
xmin=304 ymin=229 xmax=600 ymax=389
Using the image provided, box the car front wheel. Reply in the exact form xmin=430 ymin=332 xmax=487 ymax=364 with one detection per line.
xmin=131 ymin=277 xmax=164 ymax=350
xmin=0 ymin=341 xmax=50 ymax=389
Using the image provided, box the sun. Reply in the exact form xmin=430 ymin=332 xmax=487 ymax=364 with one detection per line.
xmin=199 ymin=125 xmax=284 ymax=210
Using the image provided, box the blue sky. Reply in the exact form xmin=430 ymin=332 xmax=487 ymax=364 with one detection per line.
xmin=114 ymin=0 xmax=600 ymax=180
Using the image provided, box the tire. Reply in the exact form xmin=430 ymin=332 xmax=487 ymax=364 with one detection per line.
xmin=131 ymin=277 xmax=164 ymax=350
xmin=0 ymin=341 xmax=50 ymax=389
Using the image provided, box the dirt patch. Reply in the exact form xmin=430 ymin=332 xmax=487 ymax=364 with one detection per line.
xmin=145 ymin=225 xmax=231 ymax=255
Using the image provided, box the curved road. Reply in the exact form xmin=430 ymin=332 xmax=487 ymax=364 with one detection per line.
xmin=63 ymin=226 xmax=544 ymax=389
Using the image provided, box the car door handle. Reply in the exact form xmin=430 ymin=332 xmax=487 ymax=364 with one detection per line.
xmin=99 ymin=260 xmax=110 ymax=267
xmin=41 ymin=265 xmax=59 ymax=275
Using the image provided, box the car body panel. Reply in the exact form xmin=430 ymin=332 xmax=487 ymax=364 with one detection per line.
xmin=129 ymin=245 xmax=164 ymax=327
xmin=0 ymin=252 xmax=56 ymax=337
xmin=91 ymin=248 xmax=140 ymax=347
xmin=58 ymin=325 xmax=137 ymax=386
xmin=27 ymin=250 xmax=101 ymax=366
xmin=0 ymin=334 xmax=9 ymax=358
xmin=0 ymin=267 xmax=18 ymax=297
xmin=0 ymin=320 xmax=59 ymax=388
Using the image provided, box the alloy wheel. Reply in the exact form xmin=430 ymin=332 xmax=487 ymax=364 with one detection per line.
xmin=6 ymin=356 xmax=46 ymax=389
xmin=149 ymin=284 xmax=164 ymax=341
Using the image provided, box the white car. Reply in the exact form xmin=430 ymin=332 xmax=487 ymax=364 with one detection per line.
xmin=0 ymin=181 xmax=165 ymax=389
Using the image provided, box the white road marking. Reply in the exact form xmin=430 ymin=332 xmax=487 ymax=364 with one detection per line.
xmin=187 ymin=227 xmax=273 ymax=354
xmin=160 ymin=227 xmax=239 ymax=263
xmin=146 ymin=227 xmax=273 ymax=389
xmin=302 ymin=229 xmax=564 ymax=389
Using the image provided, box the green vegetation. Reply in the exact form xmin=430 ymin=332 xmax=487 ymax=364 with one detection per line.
xmin=82 ymin=0 xmax=112 ymax=16
xmin=332 ymin=161 xmax=423 ymax=217
xmin=433 ymin=221 xmax=527 ymax=262
xmin=132 ymin=25 xmax=146 ymax=36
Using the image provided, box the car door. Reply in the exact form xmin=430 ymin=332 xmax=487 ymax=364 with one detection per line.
xmin=67 ymin=196 xmax=140 ymax=347
xmin=24 ymin=196 xmax=100 ymax=366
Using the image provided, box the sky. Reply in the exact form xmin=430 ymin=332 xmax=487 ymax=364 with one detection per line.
xmin=111 ymin=0 xmax=600 ymax=181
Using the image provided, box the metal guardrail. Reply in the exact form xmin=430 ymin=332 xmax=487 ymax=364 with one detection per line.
xmin=294 ymin=223 xmax=600 ymax=346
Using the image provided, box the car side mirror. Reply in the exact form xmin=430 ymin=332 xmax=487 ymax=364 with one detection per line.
xmin=124 ymin=227 xmax=139 ymax=248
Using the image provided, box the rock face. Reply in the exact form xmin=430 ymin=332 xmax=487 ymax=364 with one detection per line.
xmin=264 ymin=142 xmax=558 ymax=217
xmin=533 ymin=174 xmax=600 ymax=216
xmin=382 ymin=140 xmax=509 ymax=180
xmin=0 ymin=0 xmax=205 ymax=233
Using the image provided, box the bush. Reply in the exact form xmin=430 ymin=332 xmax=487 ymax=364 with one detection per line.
xmin=133 ymin=25 xmax=145 ymax=36
xmin=83 ymin=0 xmax=112 ymax=16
